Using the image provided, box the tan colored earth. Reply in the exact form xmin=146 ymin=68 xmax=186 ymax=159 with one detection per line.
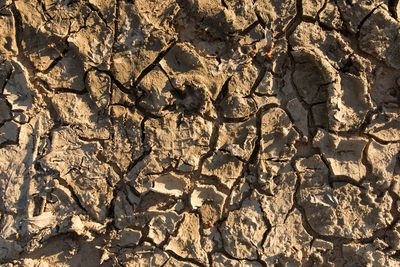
xmin=1 ymin=0 xmax=400 ymax=266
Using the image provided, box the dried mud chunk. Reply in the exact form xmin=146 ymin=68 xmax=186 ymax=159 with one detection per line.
xmin=286 ymin=98 xmax=309 ymax=140
xmin=0 ymin=98 xmax=11 ymax=124
xmin=202 ymin=151 xmax=244 ymax=189
xmin=190 ymin=185 xmax=227 ymax=226
xmin=118 ymin=244 xmax=169 ymax=266
xmin=262 ymin=209 xmax=312 ymax=266
xmin=302 ymin=0 xmax=325 ymax=19
xmin=328 ymin=72 xmax=374 ymax=132
xmin=319 ymin=0 xmax=344 ymax=30
xmin=260 ymin=107 xmax=299 ymax=161
xmin=116 ymin=229 xmax=142 ymax=247
xmin=367 ymin=140 xmax=400 ymax=191
xmin=145 ymin=112 xmax=213 ymax=171
xmin=3 ymin=60 xmax=35 ymax=112
xmin=0 ymin=239 xmax=22 ymax=261
xmin=113 ymin=0 xmax=178 ymax=83
xmin=151 ymin=172 xmax=190 ymax=197
xmin=39 ymin=51 xmax=85 ymax=92
xmin=40 ymin=127 xmax=116 ymax=222
xmin=88 ymin=0 xmax=116 ymax=25
xmin=51 ymin=93 xmax=110 ymax=139
xmin=0 ymin=121 xmax=19 ymax=145
xmin=359 ymin=8 xmax=400 ymax=69
xmin=255 ymin=71 xmax=278 ymax=95
xmin=165 ymin=213 xmax=208 ymax=265
xmin=138 ymin=67 xmax=175 ymax=115
xmin=85 ymin=69 xmax=111 ymax=110
xmin=220 ymin=192 xmax=266 ymax=260
xmin=259 ymin=169 xmax=297 ymax=226
xmin=255 ymin=0 xmax=296 ymax=36
xmin=295 ymin=155 xmax=329 ymax=189
xmin=291 ymin=50 xmax=335 ymax=105
xmin=342 ymin=243 xmax=400 ymax=267
xmin=290 ymin=22 xmax=352 ymax=69
xmin=0 ymin=9 xmax=17 ymax=59
xmin=103 ymin=106 xmax=143 ymax=171
xmin=184 ymin=0 xmax=257 ymax=36
xmin=160 ymin=42 xmax=228 ymax=101
xmin=216 ymin=117 xmax=257 ymax=161
xmin=67 ymin=12 xmax=113 ymax=65
xmin=336 ymin=0 xmax=385 ymax=33
xmin=366 ymin=111 xmax=400 ymax=142
xmin=298 ymin=183 xmax=393 ymax=239
xmin=212 ymin=253 xmax=262 ymax=267
xmin=148 ymin=211 xmax=181 ymax=245
xmin=312 ymin=103 xmax=329 ymax=128
xmin=313 ymin=129 xmax=367 ymax=182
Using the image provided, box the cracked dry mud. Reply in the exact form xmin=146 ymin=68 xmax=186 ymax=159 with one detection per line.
xmin=0 ymin=0 xmax=400 ymax=266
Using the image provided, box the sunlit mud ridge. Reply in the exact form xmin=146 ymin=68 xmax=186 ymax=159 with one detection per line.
xmin=0 ymin=0 xmax=400 ymax=266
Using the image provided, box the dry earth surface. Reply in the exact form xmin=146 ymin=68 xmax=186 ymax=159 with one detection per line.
xmin=0 ymin=0 xmax=400 ymax=266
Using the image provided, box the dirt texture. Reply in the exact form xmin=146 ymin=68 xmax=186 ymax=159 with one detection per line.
xmin=0 ymin=0 xmax=400 ymax=266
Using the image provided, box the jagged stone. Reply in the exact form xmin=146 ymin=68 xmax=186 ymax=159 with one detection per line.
xmin=313 ymin=129 xmax=368 ymax=182
xmin=220 ymin=191 xmax=266 ymax=260
xmin=165 ymin=212 xmax=208 ymax=265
